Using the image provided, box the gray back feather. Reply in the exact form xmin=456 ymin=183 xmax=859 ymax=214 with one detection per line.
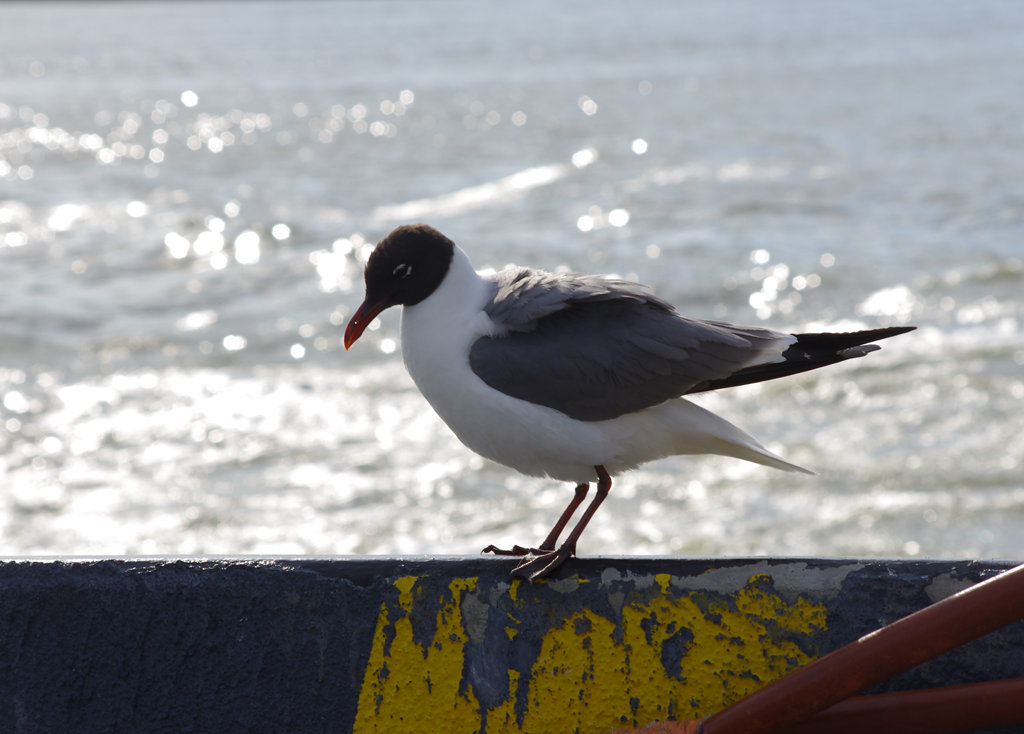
xmin=483 ymin=267 xmax=667 ymax=331
xmin=471 ymin=268 xmax=791 ymax=421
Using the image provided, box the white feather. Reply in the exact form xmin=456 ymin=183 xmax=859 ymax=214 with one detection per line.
xmin=400 ymin=245 xmax=811 ymax=482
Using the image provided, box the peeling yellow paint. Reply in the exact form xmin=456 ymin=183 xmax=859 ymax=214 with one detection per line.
xmin=354 ymin=577 xmax=481 ymax=732
xmin=353 ymin=572 xmax=827 ymax=733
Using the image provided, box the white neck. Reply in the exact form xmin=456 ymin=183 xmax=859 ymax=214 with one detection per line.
xmin=399 ymin=246 xmax=492 ymax=407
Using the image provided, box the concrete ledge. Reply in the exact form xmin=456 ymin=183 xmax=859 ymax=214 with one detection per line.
xmin=1 ymin=557 xmax=1022 ymax=733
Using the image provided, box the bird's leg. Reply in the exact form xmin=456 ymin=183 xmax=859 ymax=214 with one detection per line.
xmin=510 ymin=466 xmax=612 ymax=581
xmin=537 ymin=482 xmax=590 ymax=551
xmin=482 ymin=482 xmax=590 ymax=556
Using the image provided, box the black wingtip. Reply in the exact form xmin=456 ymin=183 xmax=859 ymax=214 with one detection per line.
xmin=837 ymin=344 xmax=881 ymax=358
xmin=685 ymin=325 xmax=916 ymax=395
xmin=793 ymin=325 xmax=916 ymax=351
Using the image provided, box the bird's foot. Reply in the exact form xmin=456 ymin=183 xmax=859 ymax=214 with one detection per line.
xmin=481 ymin=544 xmax=548 ymax=557
xmin=508 ymin=544 xmax=574 ymax=581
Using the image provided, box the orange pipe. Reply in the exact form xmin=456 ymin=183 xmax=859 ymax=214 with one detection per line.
xmin=701 ymin=562 xmax=1024 ymax=734
xmin=781 ymin=677 xmax=1024 ymax=734
xmin=613 ymin=678 xmax=1024 ymax=734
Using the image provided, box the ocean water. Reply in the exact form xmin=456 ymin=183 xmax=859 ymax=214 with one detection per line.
xmin=1 ymin=0 xmax=1022 ymax=560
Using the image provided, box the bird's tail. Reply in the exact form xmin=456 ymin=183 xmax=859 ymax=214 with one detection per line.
xmin=695 ymin=409 xmax=815 ymax=475
xmin=612 ymin=398 xmax=815 ymax=475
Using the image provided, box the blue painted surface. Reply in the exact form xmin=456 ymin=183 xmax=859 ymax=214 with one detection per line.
xmin=0 ymin=557 xmax=1021 ymax=733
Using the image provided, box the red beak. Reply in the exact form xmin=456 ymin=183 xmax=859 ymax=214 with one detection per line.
xmin=344 ymin=298 xmax=389 ymax=350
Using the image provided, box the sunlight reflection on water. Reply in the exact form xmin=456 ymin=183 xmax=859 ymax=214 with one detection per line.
xmin=1 ymin=0 xmax=1022 ymax=559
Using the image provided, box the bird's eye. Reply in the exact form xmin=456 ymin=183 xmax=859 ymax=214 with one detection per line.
xmin=393 ymin=263 xmax=413 ymax=279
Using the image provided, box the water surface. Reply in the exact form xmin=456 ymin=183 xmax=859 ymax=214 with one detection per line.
xmin=1 ymin=1 xmax=1022 ymax=559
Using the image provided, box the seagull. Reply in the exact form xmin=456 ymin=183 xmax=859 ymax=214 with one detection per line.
xmin=344 ymin=224 xmax=914 ymax=580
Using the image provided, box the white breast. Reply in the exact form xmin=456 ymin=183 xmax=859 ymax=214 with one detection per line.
xmin=399 ymin=249 xmax=619 ymax=482
xmin=398 ymin=247 xmax=808 ymax=482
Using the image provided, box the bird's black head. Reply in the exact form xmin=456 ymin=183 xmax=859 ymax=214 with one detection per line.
xmin=363 ymin=224 xmax=455 ymax=308
xmin=344 ymin=224 xmax=455 ymax=349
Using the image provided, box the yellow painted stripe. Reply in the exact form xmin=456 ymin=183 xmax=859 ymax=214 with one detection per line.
xmin=354 ymin=572 xmax=826 ymax=733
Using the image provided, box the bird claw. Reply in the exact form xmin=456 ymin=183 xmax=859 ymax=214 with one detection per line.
xmin=508 ymin=545 xmax=573 ymax=581
xmin=482 ymin=541 xmax=574 ymax=579
xmin=481 ymin=543 xmax=549 ymax=557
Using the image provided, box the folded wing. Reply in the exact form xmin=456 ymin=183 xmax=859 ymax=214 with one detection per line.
xmin=471 ymin=268 xmax=914 ymax=422
xmin=473 ymin=270 xmax=789 ymax=421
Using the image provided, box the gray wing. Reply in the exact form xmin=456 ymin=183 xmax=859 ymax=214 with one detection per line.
xmin=471 ymin=268 xmax=795 ymax=421
xmin=482 ymin=266 xmax=665 ymax=330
